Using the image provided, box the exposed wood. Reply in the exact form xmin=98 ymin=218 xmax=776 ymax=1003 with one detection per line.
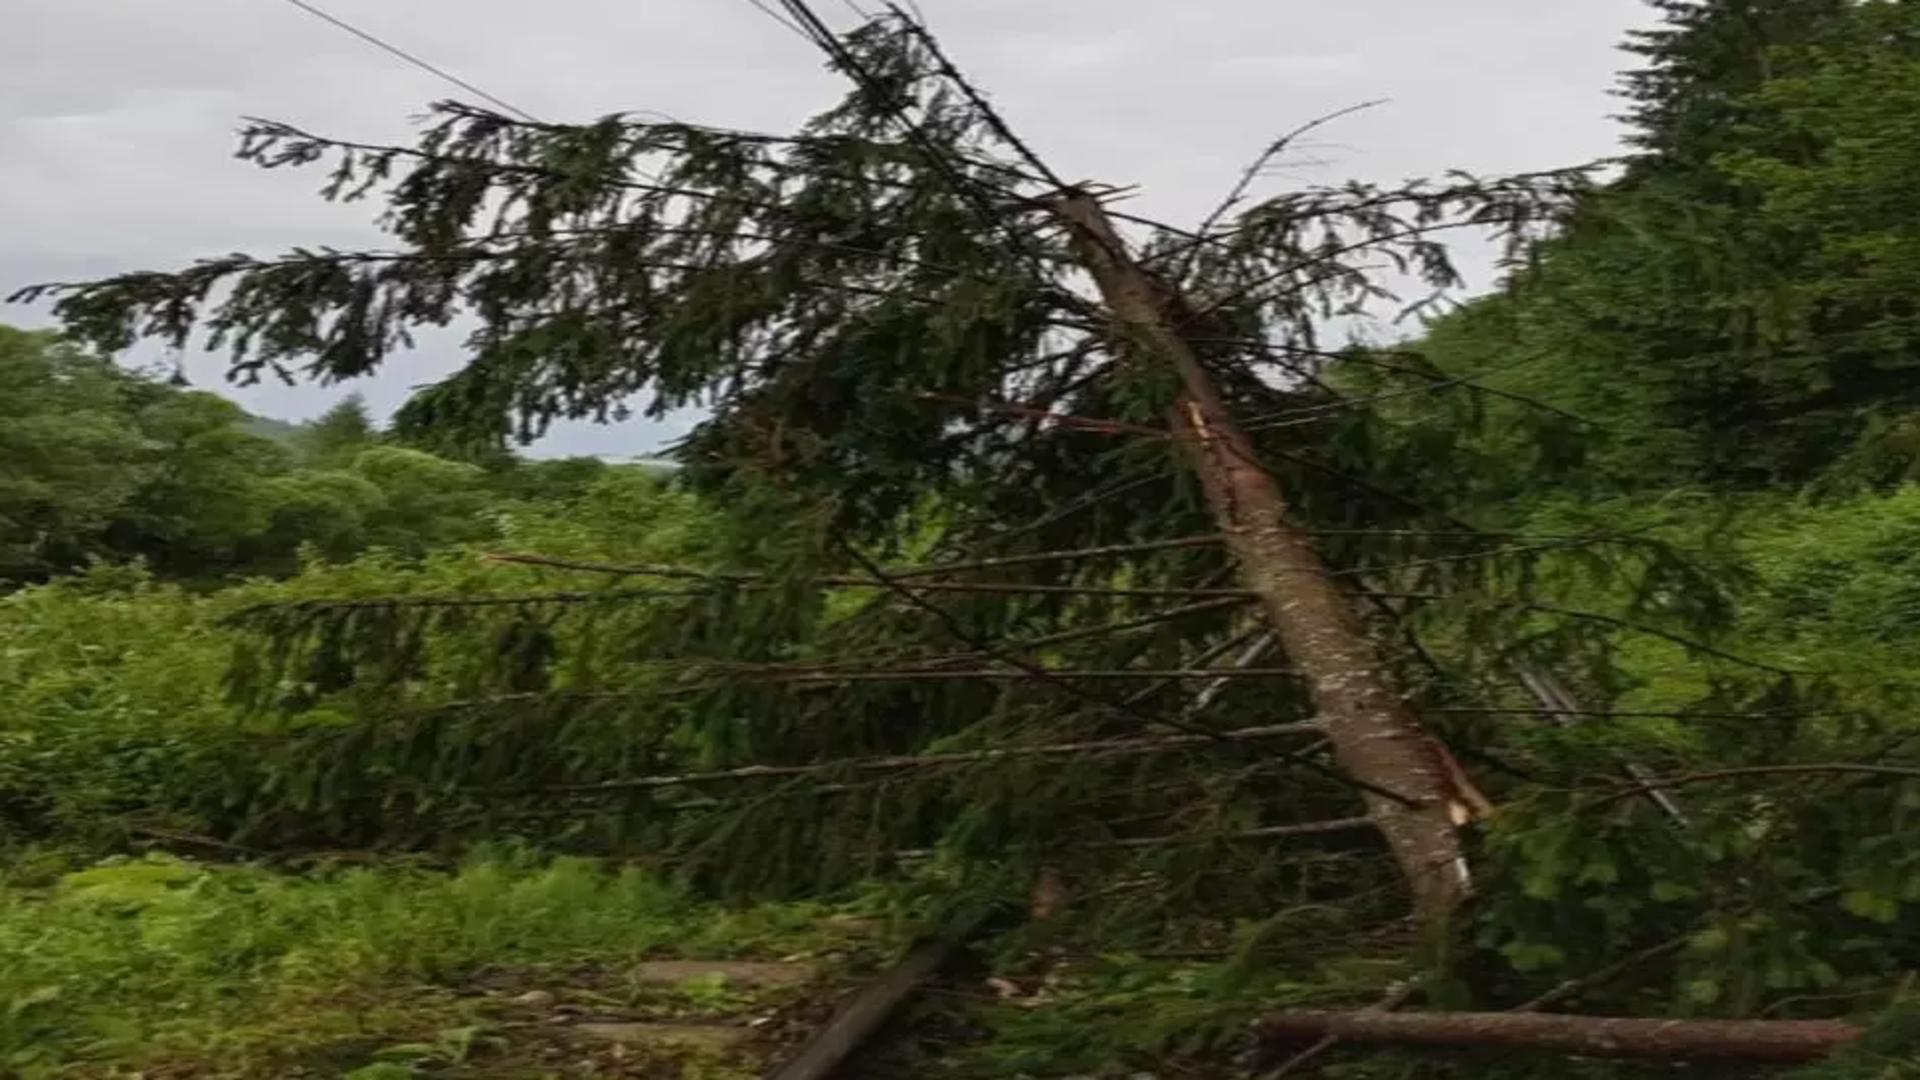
xmin=764 ymin=912 xmax=985 ymax=1080
xmin=1047 ymin=190 xmax=1486 ymax=930
xmin=1252 ymin=1010 xmax=1860 ymax=1063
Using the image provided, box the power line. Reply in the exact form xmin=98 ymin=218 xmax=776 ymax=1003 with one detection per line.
xmin=276 ymin=0 xmax=540 ymax=123
xmin=736 ymin=0 xmax=816 ymax=42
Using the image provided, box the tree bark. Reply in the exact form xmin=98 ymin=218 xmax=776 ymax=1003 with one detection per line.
xmin=1254 ymin=1010 xmax=1860 ymax=1063
xmin=1047 ymin=192 xmax=1487 ymax=930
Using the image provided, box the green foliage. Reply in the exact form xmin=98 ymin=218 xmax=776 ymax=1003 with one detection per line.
xmin=0 ymin=325 xmax=160 ymax=583
xmin=0 ymin=848 xmax=836 ymax=1077
xmin=0 ymin=322 xmax=617 ymax=586
xmin=1408 ymin=1 xmax=1920 ymax=491
xmin=0 ymin=469 xmax=726 ymax=849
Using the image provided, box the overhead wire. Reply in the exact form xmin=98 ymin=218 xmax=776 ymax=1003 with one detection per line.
xmin=276 ymin=0 xmax=540 ymax=122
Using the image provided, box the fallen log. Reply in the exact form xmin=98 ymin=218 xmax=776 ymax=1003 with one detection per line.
xmin=1253 ymin=1010 xmax=1860 ymax=1064
xmin=765 ymin=910 xmax=987 ymax=1080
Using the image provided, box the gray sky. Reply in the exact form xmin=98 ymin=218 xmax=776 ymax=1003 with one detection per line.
xmin=3 ymin=0 xmax=1653 ymax=457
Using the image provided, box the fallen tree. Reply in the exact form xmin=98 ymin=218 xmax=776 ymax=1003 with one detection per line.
xmin=1254 ymin=1009 xmax=1861 ymax=1064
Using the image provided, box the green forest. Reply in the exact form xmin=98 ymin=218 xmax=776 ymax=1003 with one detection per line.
xmin=6 ymin=0 xmax=1920 ymax=1076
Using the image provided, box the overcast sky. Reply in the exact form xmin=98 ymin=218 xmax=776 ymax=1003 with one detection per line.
xmin=3 ymin=0 xmax=1653 ymax=457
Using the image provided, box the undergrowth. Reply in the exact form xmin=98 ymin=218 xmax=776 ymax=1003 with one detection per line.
xmin=0 ymin=846 xmax=845 ymax=1078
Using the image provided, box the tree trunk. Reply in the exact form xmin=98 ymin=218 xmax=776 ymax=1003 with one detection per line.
xmin=1047 ymin=192 xmax=1487 ymax=930
xmin=1254 ymin=1009 xmax=1860 ymax=1063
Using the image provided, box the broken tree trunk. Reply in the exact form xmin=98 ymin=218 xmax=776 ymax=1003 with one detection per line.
xmin=1253 ymin=1009 xmax=1860 ymax=1063
xmin=1047 ymin=191 xmax=1488 ymax=931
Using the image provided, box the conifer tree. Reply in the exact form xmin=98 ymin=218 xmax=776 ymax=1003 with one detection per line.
xmin=17 ymin=4 xmax=1919 ymax=1068
xmin=297 ymin=392 xmax=379 ymax=464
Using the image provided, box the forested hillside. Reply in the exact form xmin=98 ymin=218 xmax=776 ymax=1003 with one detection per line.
xmin=6 ymin=1 xmax=1920 ymax=1077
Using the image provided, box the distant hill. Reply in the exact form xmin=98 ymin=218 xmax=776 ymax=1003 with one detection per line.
xmin=599 ymin=455 xmax=682 ymax=473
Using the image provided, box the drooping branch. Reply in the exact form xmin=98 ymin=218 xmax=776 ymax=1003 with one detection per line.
xmin=1591 ymin=762 xmax=1920 ymax=808
xmin=735 ymin=666 xmax=1304 ymax=684
xmin=541 ymin=720 xmax=1319 ymax=793
xmin=480 ymin=551 xmax=1258 ymax=599
xmin=882 ymin=534 xmax=1226 ymax=579
xmin=894 ymin=816 xmax=1376 ymax=860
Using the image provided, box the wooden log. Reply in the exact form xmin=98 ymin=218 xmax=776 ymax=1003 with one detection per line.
xmin=1253 ymin=1009 xmax=1860 ymax=1063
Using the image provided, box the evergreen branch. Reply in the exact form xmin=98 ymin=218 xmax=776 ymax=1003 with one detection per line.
xmin=1130 ymin=622 xmax=1270 ymax=711
xmin=894 ymin=816 xmax=1377 ymax=859
xmin=1372 ymin=591 xmax=1794 ymax=674
xmin=1167 ymin=99 xmax=1391 ymax=278
xmin=916 ymin=393 xmax=1173 ymax=439
xmin=1593 ymin=763 xmax=1920 ymax=807
xmin=840 ymin=537 xmax=1419 ymax=809
xmin=229 ymin=588 xmax=712 ymax=619
xmin=1240 ymin=351 xmax=1588 ymax=431
xmin=964 ymin=467 xmax=1173 ymax=552
xmin=1503 ymin=600 xmax=1800 ymax=676
xmin=1320 ymin=534 xmax=1624 ymax=581
xmin=831 ymin=535 xmax=1237 ymax=741
xmin=1514 ymin=936 xmax=1692 ymax=1012
xmin=538 ymin=721 xmax=1319 ymax=793
xmin=432 ymin=97 xmax=1044 ymax=178
xmin=887 ymin=5 xmax=1067 ymax=189
xmin=772 ymin=0 xmax=1057 ymax=276
xmin=883 ymin=534 xmax=1226 ymax=579
xmin=1510 ymin=884 xmax=1850 ymax=1014
xmin=1093 ymin=816 xmax=1375 ymax=849
xmin=237 ymin=117 xmax=794 ymax=212
xmin=838 ymin=536 xmax=1408 ymax=811
xmin=1223 ymin=336 xmax=1593 ymax=423
xmin=735 ymin=666 xmax=1305 ymax=683
xmin=1515 ymin=663 xmax=1689 ymax=825
xmin=1230 ymin=445 xmax=1491 ymax=533
xmin=26 ymin=244 xmax=951 ymax=311
xmin=1103 ymin=206 xmax=1213 ymax=243
xmin=783 ymin=596 xmax=1250 ymax=673
xmin=1179 ymin=218 xmax=1524 ymax=326
xmin=479 ymin=551 xmax=1258 ymax=599
xmin=446 ymin=221 xmax=988 ymax=279
xmin=235 ymin=114 xmax=1053 ymax=223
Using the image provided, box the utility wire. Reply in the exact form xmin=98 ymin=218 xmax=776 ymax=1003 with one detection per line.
xmin=277 ymin=0 xmax=540 ymax=122
xmin=736 ymin=0 xmax=816 ymax=42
